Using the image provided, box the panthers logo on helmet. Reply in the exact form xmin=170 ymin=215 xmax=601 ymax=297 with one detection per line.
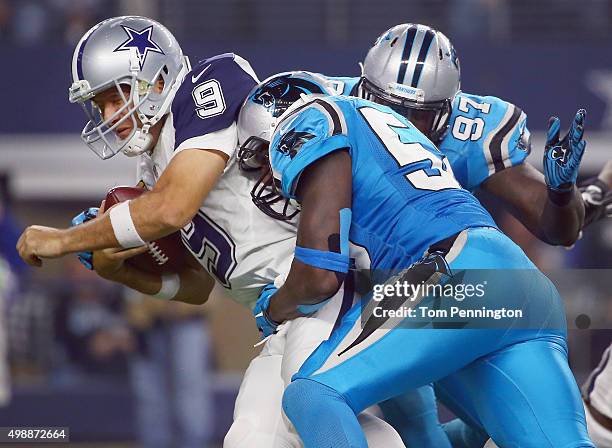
xmin=251 ymin=74 xmax=327 ymax=117
xmin=278 ymin=130 xmax=315 ymax=159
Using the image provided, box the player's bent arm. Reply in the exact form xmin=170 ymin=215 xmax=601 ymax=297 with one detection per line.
xmin=268 ymin=150 xmax=352 ymax=323
xmin=96 ymin=251 xmax=214 ymax=305
xmin=23 ymin=148 xmax=228 ymax=260
xmin=481 ymin=162 xmax=584 ymax=246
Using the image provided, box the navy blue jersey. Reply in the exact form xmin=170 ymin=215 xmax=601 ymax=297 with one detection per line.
xmin=269 ymin=96 xmax=496 ymax=270
xmin=171 ymin=53 xmax=258 ymax=152
xmin=320 ymin=75 xmax=531 ymax=192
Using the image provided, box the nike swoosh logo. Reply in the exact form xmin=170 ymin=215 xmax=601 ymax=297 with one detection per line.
xmin=191 ymin=64 xmax=212 ymax=83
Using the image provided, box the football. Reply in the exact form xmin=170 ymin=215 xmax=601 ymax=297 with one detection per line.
xmin=104 ymin=186 xmax=187 ymax=274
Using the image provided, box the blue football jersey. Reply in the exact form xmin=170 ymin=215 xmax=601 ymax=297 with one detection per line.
xmin=443 ymin=92 xmax=530 ymax=191
xmin=171 ymin=53 xmax=258 ymax=151
xmin=269 ymin=96 xmax=496 ymax=270
xmin=319 ymin=75 xmax=531 ymax=192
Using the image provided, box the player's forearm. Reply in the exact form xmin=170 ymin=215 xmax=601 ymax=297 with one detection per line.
xmin=59 ymin=191 xmax=181 ymax=255
xmin=111 ymin=265 xmax=213 ymax=305
xmin=483 ymin=163 xmax=584 ymax=246
xmin=511 ymin=184 xmax=583 ymax=246
xmin=539 ymin=187 xmax=584 ymax=246
xmin=269 ymin=264 xmax=342 ymax=322
xmin=62 ymin=186 xmax=197 ymax=253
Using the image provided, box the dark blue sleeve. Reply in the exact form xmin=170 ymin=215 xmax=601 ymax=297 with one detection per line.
xmin=171 ymin=53 xmax=258 ymax=150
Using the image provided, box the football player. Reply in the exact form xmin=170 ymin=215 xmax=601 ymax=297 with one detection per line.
xmin=16 ymin=18 xmax=404 ymax=448
xmin=321 ymin=23 xmax=612 ymax=446
xmin=239 ymin=75 xmax=595 ymax=447
xmin=324 ymin=24 xmax=612 ymax=239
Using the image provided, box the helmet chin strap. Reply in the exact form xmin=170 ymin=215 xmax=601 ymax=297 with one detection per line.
xmin=122 ymin=123 xmax=154 ymax=157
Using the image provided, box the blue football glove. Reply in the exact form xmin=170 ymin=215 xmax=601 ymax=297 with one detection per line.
xmin=543 ymin=109 xmax=587 ymax=192
xmin=253 ymin=283 xmax=280 ymax=338
xmin=71 ymin=207 xmax=99 ymax=270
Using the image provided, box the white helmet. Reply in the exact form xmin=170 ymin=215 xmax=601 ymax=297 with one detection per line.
xmin=68 ymin=16 xmax=190 ymax=159
xmin=237 ymin=71 xmax=335 ymax=220
xmin=361 ymin=24 xmax=460 ymax=142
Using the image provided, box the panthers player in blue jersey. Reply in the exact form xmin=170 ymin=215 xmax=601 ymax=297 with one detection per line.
xmin=324 ymin=23 xmax=612 ymax=246
xmin=321 ymin=23 xmax=612 ymax=447
xmin=238 ymin=74 xmax=594 ymax=447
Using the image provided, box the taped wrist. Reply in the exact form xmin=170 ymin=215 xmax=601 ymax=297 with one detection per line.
xmin=109 ymin=201 xmax=146 ymax=248
xmin=548 ymin=185 xmax=574 ymax=206
xmin=153 ymin=273 xmax=180 ymax=300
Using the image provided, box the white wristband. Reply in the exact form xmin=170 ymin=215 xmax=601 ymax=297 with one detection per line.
xmin=153 ymin=273 xmax=180 ymax=300
xmin=109 ymin=201 xmax=146 ymax=248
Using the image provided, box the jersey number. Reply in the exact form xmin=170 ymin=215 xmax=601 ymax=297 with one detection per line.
xmin=181 ymin=211 xmax=237 ymax=288
xmin=451 ymin=96 xmax=491 ymax=141
xmin=360 ymin=107 xmax=460 ymax=191
xmin=192 ymin=79 xmax=226 ymax=119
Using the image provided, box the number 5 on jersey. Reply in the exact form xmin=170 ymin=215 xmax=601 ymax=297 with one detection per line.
xmin=360 ymin=107 xmax=460 ymax=191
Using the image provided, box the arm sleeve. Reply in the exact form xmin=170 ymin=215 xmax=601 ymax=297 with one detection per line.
xmin=467 ymin=98 xmax=531 ymax=190
xmin=269 ymin=101 xmax=350 ymax=199
xmin=171 ymin=54 xmax=258 ymax=157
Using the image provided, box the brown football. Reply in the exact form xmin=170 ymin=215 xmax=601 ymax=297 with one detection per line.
xmin=104 ymin=186 xmax=187 ymax=274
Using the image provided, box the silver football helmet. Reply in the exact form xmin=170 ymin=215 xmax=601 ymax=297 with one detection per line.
xmin=68 ymin=16 xmax=190 ymax=159
xmin=237 ymin=71 xmax=335 ymax=220
xmin=361 ymin=24 xmax=460 ymax=142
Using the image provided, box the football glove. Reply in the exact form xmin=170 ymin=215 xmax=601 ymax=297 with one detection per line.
xmin=543 ymin=109 xmax=587 ymax=192
xmin=71 ymin=207 xmax=99 ymax=270
xmin=579 ymin=177 xmax=612 ymax=227
xmin=253 ymin=283 xmax=281 ymax=338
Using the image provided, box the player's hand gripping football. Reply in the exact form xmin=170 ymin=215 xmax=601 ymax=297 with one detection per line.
xmin=71 ymin=201 xmax=147 ymax=279
xmin=543 ymin=109 xmax=587 ymax=191
xmin=253 ymin=283 xmax=281 ymax=338
xmin=92 ymin=246 xmax=149 ymax=280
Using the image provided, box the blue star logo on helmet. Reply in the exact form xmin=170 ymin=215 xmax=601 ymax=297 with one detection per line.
xmin=113 ymin=25 xmax=164 ymax=70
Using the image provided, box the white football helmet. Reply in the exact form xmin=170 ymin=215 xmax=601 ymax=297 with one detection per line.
xmin=237 ymin=71 xmax=336 ymax=220
xmin=68 ymin=16 xmax=190 ymax=159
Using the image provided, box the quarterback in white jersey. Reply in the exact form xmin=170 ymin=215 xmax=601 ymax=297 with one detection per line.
xmin=583 ymin=343 xmax=612 ymax=447
xmin=16 ymin=16 xmax=403 ymax=448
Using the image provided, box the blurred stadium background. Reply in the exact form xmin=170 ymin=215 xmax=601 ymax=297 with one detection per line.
xmin=0 ymin=0 xmax=611 ymax=446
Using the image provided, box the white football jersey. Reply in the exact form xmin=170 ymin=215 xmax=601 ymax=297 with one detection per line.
xmin=137 ymin=114 xmax=297 ymax=309
xmin=134 ymin=53 xmax=300 ymax=308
